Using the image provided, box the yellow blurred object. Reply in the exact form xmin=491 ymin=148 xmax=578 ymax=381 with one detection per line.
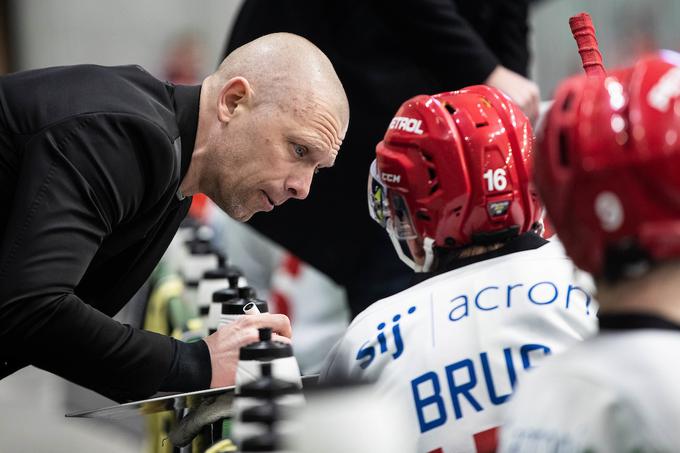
xmin=187 ymin=318 xmax=203 ymax=332
xmin=144 ymin=270 xmax=186 ymax=453
xmin=144 ymin=273 xmax=185 ymax=336
xmin=204 ymin=439 xmax=237 ymax=453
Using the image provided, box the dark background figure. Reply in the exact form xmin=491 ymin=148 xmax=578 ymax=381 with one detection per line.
xmin=224 ymin=0 xmax=537 ymax=317
xmin=0 ymin=0 xmax=9 ymax=74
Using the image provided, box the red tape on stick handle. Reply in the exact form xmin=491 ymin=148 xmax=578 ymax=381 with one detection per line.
xmin=569 ymin=12 xmax=606 ymax=78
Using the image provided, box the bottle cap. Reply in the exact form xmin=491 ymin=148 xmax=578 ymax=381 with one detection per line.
xmin=221 ymin=297 xmax=268 ymax=315
xmin=239 ymin=328 xmax=292 ymax=360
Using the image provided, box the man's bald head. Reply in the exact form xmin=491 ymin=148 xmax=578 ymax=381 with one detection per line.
xmin=213 ymin=33 xmax=349 ymax=128
xmin=185 ymin=33 xmax=350 ymax=222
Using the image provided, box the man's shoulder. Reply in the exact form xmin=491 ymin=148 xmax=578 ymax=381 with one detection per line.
xmin=62 ymin=64 xmax=175 ymax=126
xmin=1 ymin=64 xmax=162 ymax=98
xmin=1 ymin=64 xmax=177 ymax=138
xmin=35 ymin=63 xmax=154 ymax=81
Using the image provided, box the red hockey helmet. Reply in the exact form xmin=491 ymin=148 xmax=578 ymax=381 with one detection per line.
xmin=536 ymin=51 xmax=680 ymax=280
xmin=369 ymin=85 xmax=542 ymax=271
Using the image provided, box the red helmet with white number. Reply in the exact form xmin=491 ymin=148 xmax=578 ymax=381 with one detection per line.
xmin=536 ymin=51 xmax=680 ymax=280
xmin=369 ymin=85 xmax=542 ymax=272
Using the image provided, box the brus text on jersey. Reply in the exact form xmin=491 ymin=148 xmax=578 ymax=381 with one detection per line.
xmin=352 ymin=277 xmax=594 ymax=438
xmin=411 ymin=342 xmax=551 ymax=434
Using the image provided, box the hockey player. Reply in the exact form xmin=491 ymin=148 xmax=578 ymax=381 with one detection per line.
xmin=499 ymin=51 xmax=680 ymax=453
xmin=320 ymin=85 xmax=598 ymax=453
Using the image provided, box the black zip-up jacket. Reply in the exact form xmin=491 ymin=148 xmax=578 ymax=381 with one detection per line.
xmin=0 ymin=64 xmax=211 ymax=402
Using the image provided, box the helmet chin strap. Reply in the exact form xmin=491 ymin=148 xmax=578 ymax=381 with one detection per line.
xmin=387 ymin=220 xmax=436 ymax=272
xmin=421 ymin=237 xmax=436 ymax=272
xmin=535 ymin=218 xmax=545 ymax=237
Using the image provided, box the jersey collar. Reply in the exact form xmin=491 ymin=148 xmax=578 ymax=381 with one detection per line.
xmin=171 ymin=84 xmax=201 ymax=182
xmin=411 ymin=232 xmax=548 ymax=284
xmin=599 ymin=313 xmax=680 ymax=332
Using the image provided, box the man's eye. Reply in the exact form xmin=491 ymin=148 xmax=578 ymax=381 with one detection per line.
xmin=294 ymin=144 xmax=308 ymax=158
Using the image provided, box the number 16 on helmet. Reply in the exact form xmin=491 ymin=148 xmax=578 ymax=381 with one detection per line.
xmin=368 ymin=85 xmax=543 ymax=272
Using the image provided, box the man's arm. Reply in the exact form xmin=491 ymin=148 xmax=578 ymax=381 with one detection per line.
xmin=378 ymin=0 xmax=539 ymax=121
xmin=485 ymin=0 xmax=539 ymax=122
xmin=378 ymin=0 xmax=500 ymax=86
xmin=0 ymin=114 xmax=209 ymax=402
xmin=490 ymin=0 xmax=531 ymax=77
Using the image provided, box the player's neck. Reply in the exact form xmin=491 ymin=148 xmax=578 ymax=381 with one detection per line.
xmin=596 ymin=260 xmax=680 ymax=324
xmin=456 ymin=243 xmax=504 ymax=259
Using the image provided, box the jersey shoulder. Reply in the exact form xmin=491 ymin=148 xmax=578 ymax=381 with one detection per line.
xmin=352 ymin=240 xmax=581 ymax=327
xmin=500 ymin=333 xmax=680 ymax=452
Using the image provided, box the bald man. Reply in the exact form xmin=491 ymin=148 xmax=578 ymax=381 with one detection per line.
xmin=0 ymin=33 xmax=349 ymax=402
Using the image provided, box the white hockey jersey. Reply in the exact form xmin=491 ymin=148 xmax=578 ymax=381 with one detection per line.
xmin=320 ymin=239 xmax=598 ymax=453
xmin=499 ymin=317 xmax=680 ymax=453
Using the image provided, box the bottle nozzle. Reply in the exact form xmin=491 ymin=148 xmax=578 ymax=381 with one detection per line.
xmin=261 ymin=362 xmax=272 ymax=377
xmin=258 ymin=327 xmax=272 ymax=342
xmin=238 ymin=286 xmax=256 ymax=299
xmin=217 ymin=253 xmax=227 ymax=269
xmin=227 ymin=275 xmax=240 ymax=288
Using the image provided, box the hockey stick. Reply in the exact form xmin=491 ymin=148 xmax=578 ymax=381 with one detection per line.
xmin=569 ymin=12 xmax=607 ymax=77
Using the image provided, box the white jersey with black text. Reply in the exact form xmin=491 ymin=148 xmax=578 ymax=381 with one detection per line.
xmin=320 ymin=238 xmax=598 ymax=453
xmin=499 ymin=317 xmax=680 ymax=453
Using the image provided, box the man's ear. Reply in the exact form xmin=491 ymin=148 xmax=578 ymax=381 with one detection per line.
xmin=216 ymin=77 xmax=253 ymax=123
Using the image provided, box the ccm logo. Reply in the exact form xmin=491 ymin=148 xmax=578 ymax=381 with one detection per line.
xmin=389 ymin=116 xmax=424 ymax=135
xmin=382 ymin=173 xmax=401 ymax=183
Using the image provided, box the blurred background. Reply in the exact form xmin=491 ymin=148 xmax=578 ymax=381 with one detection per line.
xmin=4 ymin=0 xmax=680 ymax=98
xmin=0 ymin=0 xmax=678 ymax=451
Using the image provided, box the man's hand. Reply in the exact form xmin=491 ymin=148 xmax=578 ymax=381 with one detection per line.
xmin=485 ymin=65 xmax=540 ymax=124
xmin=203 ymin=313 xmax=292 ymax=388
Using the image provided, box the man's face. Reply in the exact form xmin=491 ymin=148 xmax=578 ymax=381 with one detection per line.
xmin=208 ymin=97 xmax=344 ymax=221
